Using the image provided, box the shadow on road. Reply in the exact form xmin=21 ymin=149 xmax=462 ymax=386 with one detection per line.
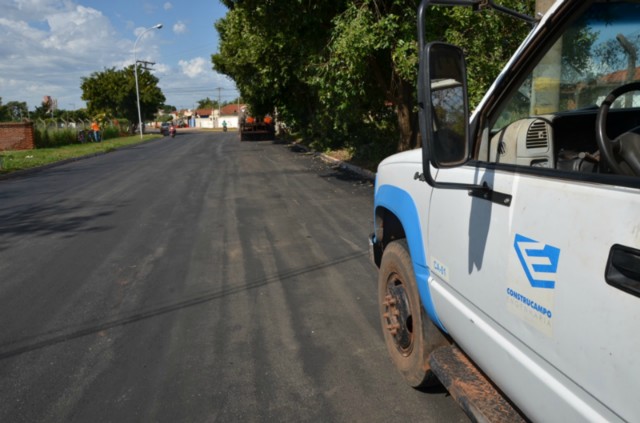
xmin=0 ymin=250 xmax=368 ymax=360
xmin=319 ymin=167 xmax=371 ymax=184
xmin=0 ymin=199 xmax=115 ymax=248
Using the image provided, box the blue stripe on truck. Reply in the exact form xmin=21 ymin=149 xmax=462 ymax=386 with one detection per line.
xmin=375 ymin=184 xmax=445 ymax=332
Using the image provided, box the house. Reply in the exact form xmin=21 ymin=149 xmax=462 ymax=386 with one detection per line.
xmin=596 ymin=67 xmax=640 ymax=106
xmin=178 ymin=109 xmax=193 ymax=127
xmin=193 ymin=108 xmax=216 ymax=128
xmin=183 ymin=104 xmax=248 ymax=129
xmin=218 ymin=104 xmax=246 ymax=129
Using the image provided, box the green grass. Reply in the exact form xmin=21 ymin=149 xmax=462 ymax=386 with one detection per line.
xmin=0 ymin=134 xmax=162 ymax=174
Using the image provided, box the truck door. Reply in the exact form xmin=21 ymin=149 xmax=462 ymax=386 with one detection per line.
xmin=427 ymin=162 xmax=640 ymax=421
xmin=426 ymin=5 xmax=640 ymax=418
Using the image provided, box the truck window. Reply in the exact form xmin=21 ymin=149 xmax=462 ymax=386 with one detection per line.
xmin=488 ymin=1 xmax=640 ymax=177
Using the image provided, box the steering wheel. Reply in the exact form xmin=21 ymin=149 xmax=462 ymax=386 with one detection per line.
xmin=596 ymin=82 xmax=640 ymax=176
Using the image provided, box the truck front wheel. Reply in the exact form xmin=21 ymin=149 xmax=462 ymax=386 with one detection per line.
xmin=378 ymin=240 xmax=441 ymax=388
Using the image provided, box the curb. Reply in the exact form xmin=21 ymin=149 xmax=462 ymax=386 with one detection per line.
xmin=288 ymin=142 xmax=376 ymax=182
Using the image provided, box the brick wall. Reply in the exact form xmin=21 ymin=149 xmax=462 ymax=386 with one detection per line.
xmin=0 ymin=122 xmax=35 ymax=151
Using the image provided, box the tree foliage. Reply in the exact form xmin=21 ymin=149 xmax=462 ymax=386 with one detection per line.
xmin=80 ymin=66 xmax=165 ymax=124
xmin=196 ymin=97 xmax=219 ymax=110
xmin=311 ymin=0 xmax=420 ymax=155
xmin=0 ymin=98 xmax=29 ymax=122
xmin=213 ymin=1 xmax=345 ymax=125
xmin=213 ymin=0 xmax=535 ymax=162
xmin=435 ymin=2 xmax=535 ymax=106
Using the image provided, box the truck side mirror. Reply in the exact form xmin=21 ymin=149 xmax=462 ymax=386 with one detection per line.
xmin=419 ymin=42 xmax=471 ymax=169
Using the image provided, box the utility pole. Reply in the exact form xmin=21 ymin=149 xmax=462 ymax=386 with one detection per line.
xmin=214 ymin=87 xmax=222 ymax=128
xmin=136 ymin=60 xmax=156 ymax=132
xmin=616 ymin=34 xmax=637 ymax=107
xmin=137 ymin=60 xmax=156 ymax=71
xmin=133 ymin=23 xmax=163 ymax=139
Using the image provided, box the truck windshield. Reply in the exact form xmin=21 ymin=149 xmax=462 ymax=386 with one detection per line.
xmin=495 ymin=1 xmax=640 ymax=129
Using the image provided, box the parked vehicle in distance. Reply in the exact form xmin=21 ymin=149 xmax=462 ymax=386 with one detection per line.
xmin=240 ymin=115 xmax=275 ymax=141
xmin=160 ymin=122 xmax=171 ymax=136
xmin=370 ymin=1 xmax=640 ymax=422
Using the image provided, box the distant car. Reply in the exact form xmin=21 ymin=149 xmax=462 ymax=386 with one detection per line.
xmin=160 ymin=122 xmax=171 ymax=135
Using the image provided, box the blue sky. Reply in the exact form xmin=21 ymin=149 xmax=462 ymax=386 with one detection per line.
xmin=1 ymin=0 xmax=238 ymax=111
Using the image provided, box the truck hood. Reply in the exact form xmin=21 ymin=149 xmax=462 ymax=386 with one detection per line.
xmin=377 ymin=148 xmax=422 ymax=170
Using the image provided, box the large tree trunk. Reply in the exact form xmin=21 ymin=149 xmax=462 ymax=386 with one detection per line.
xmin=369 ymin=57 xmax=419 ymax=153
xmin=395 ymin=77 xmax=418 ymax=152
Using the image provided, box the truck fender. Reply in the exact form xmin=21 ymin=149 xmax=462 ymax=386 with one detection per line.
xmin=374 ymin=184 xmax=445 ymax=332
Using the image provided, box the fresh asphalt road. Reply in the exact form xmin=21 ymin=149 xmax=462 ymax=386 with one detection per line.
xmin=0 ymin=130 xmax=468 ymax=422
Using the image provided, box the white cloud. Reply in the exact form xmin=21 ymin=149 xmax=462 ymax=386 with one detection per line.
xmin=163 ymin=2 xmax=173 ymax=11
xmin=159 ymin=57 xmax=238 ymax=108
xmin=43 ymin=6 xmax=114 ymax=51
xmin=173 ymin=21 xmax=186 ymax=34
xmin=0 ymin=2 xmax=133 ymax=109
xmin=178 ymin=57 xmax=208 ymax=78
xmin=8 ymin=0 xmax=63 ymax=21
xmin=158 ymin=69 xmax=237 ymax=110
xmin=0 ymin=0 xmax=237 ymax=111
xmin=152 ymin=63 xmax=171 ymax=76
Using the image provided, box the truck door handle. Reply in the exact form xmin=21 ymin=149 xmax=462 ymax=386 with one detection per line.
xmin=606 ymin=244 xmax=640 ymax=298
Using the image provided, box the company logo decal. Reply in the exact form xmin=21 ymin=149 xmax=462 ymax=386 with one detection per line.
xmin=513 ymin=234 xmax=560 ymax=289
xmin=506 ymin=288 xmax=552 ymax=318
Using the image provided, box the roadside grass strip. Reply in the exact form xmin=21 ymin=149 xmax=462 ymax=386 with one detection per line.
xmin=0 ymin=134 xmax=161 ymax=174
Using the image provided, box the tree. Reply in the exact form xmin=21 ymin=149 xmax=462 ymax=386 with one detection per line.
xmin=213 ymin=0 xmax=535 ymax=160
xmin=315 ymin=0 xmax=534 ymax=153
xmin=438 ymin=2 xmax=536 ymax=106
xmin=225 ymin=97 xmax=243 ymax=106
xmin=313 ymin=0 xmax=421 ymax=153
xmin=213 ymin=1 xmax=346 ymax=126
xmin=80 ymin=66 xmax=165 ymax=125
xmin=196 ymin=97 xmax=218 ymax=110
xmin=0 ymin=98 xmax=29 ymax=122
xmin=31 ymin=100 xmax=55 ymax=120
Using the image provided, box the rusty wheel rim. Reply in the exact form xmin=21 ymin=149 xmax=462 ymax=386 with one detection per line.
xmin=383 ymin=273 xmax=414 ymax=356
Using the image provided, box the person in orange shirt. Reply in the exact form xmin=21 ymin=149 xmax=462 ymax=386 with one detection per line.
xmin=91 ymin=121 xmax=101 ymax=142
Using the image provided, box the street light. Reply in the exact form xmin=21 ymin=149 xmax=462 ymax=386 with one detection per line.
xmin=134 ymin=23 xmax=163 ymax=139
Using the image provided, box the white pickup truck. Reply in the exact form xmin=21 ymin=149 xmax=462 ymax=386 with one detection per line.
xmin=370 ymin=1 xmax=640 ymax=421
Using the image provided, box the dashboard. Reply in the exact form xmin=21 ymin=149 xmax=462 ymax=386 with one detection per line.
xmin=488 ymin=108 xmax=640 ymax=173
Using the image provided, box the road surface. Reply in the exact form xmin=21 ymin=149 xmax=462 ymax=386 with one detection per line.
xmin=0 ymin=130 xmax=468 ymax=422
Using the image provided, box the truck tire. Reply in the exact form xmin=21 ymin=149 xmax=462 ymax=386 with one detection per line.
xmin=378 ymin=239 xmax=443 ymax=388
